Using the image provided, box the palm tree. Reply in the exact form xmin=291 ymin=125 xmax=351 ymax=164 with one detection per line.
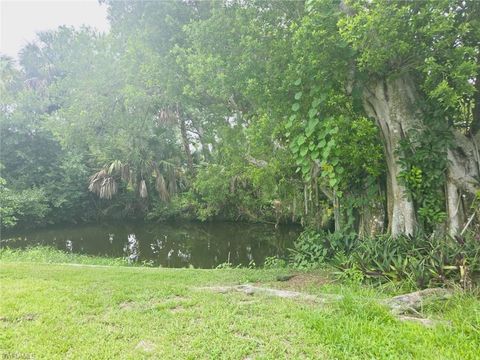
xmin=88 ymin=158 xmax=182 ymax=202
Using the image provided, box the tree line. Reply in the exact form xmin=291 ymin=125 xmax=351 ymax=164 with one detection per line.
xmin=1 ymin=0 xmax=479 ymax=239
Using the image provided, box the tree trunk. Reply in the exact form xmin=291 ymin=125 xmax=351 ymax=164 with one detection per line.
xmin=446 ymin=131 xmax=480 ymax=236
xmin=179 ymin=116 xmax=194 ymax=173
xmin=362 ymin=76 xmax=420 ymax=237
xmin=445 ymin=162 xmax=462 ymax=237
xmin=357 ymin=199 xmax=386 ymax=237
xmin=333 ymin=190 xmax=341 ymax=232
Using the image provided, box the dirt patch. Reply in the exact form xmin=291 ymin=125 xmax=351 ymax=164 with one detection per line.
xmin=119 ymin=295 xmax=189 ymax=310
xmin=135 ymin=340 xmax=156 ymax=352
xmin=169 ymin=305 xmax=185 ymax=313
xmin=119 ymin=300 xmax=137 ymax=310
xmin=202 ymin=284 xmax=452 ymax=327
xmin=0 ymin=313 xmax=37 ymax=323
xmin=200 ymin=284 xmax=330 ymax=302
xmin=235 ymin=332 xmax=256 ymax=341
xmin=238 ymin=298 xmax=258 ymax=305
xmin=274 ymin=273 xmax=332 ymax=291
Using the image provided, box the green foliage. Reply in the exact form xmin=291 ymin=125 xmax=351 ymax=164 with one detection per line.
xmin=336 ymin=265 xmax=365 ymax=285
xmin=353 ymin=232 xmax=480 ymax=288
xmin=263 ymin=256 xmax=288 ymax=269
xmin=0 ymin=246 xmax=127 ymax=266
xmin=398 ymin=127 xmax=449 ymax=229
xmin=290 ymin=230 xmax=359 ymax=269
xmin=215 ymin=260 xmax=256 ymax=270
xmin=291 ymin=229 xmax=480 ymax=288
xmin=1 ymin=0 xmax=478 ymax=248
xmin=0 ymin=177 xmax=49 ymax=229
xmin=192 ymin=164 xmax=236 ymax=221
xmin=290 ymin=230 xmax=328 ymax=269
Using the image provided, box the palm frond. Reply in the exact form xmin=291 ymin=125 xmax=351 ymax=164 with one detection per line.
xmin=139 ymin=179 xmax=148 ymax=198
xmin=88 ymin=169 xmax=117 ymax=199
xmin=108 ymin=160 xmax=123 ymax=175
xmin=155 ymin=172 xmax=169 ymax=202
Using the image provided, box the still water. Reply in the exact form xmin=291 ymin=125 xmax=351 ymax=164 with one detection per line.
xmin=0 ymin=222 xmax=300 ymax=268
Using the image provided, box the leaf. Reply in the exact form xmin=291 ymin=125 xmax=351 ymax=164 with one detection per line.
xmin=307 ymin=117 xmax=319 ymax=129
xmin=300 ymin=146 xmax=308 ymax=157
xmin=294 ymin=91 xmax=302 ymax=100
xmin=329 ymin=178 xmax=337 ymax=187
xmin=312 ymin=98 xmax=322 ymax=108
xmin=294 ymin=78 xmax=302 ymax=86
xmin=292 ymin=103 xmax=300 ymax=112
xmin=306 ymin=126 xmax=315 ymax=138
xmin=308 ymin=108 xmax=317 ymax=118
xmin=297 ymin=135 xmax=306 ymax=145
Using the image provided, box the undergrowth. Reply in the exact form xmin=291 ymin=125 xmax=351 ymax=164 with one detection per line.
xmin=288 ymin=229 xmax=480 ymax=289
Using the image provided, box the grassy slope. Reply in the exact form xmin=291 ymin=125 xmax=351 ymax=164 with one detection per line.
xmin=1 ymin=251 xmax=479 ymax=359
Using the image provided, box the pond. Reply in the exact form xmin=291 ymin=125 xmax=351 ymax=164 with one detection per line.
xmin=0 ymin=222 xmax=300 ymax=268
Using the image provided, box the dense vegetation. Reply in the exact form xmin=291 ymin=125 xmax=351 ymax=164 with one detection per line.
xmin=1 ymin=1 xmax=479 ymax=283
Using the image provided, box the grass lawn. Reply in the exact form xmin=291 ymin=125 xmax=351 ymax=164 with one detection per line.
xmin=1 ymin=249 xmax=479 ymax=359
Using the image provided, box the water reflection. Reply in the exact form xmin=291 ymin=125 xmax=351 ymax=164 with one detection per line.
xmin=66 ymin=239 xmax=73 ymax=253
xmin=124 ymin=234 xmax=139 ymax=263
xmin=1 ymin=222 xmax=300 ymax=268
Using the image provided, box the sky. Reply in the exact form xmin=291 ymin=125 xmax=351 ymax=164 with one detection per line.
xmin=0 ymin=0 xmax=109 ymax=58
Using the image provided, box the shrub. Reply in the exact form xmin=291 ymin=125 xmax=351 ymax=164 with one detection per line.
xmin=289 ymin=230 xmax=329 ymax=269
xmin=0 ymin=178 xmax=50 ymax=229
xmin=290 ymin=229 xmax=480 ymax=288
xmin=263 ymin=255 xmax=288 ymax=269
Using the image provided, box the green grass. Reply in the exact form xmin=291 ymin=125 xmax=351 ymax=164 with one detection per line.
xmin=1 ymin=248 xmax=479 ymax=359
xmin=0 ymin=246 xmax=128 ymax=266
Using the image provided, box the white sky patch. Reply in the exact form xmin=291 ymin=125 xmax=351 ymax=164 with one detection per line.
xmin=0 ymin=0 xmax=109 ymax=58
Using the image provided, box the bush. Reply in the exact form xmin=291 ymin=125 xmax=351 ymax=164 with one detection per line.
xmin=290 ymin=229 xmax=358 ymax=269
xmin=0 ymin=178 xmax=50 ymax=229
xmin=290 ymin=229 xmax=480 ymax=288
xmin=289 ymin=230 xmax=329 ymax=269
xmin=263 ymin=256 xmax=288 ymax=269
xmin=353 ymin=232 xmax=480 ymax=288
